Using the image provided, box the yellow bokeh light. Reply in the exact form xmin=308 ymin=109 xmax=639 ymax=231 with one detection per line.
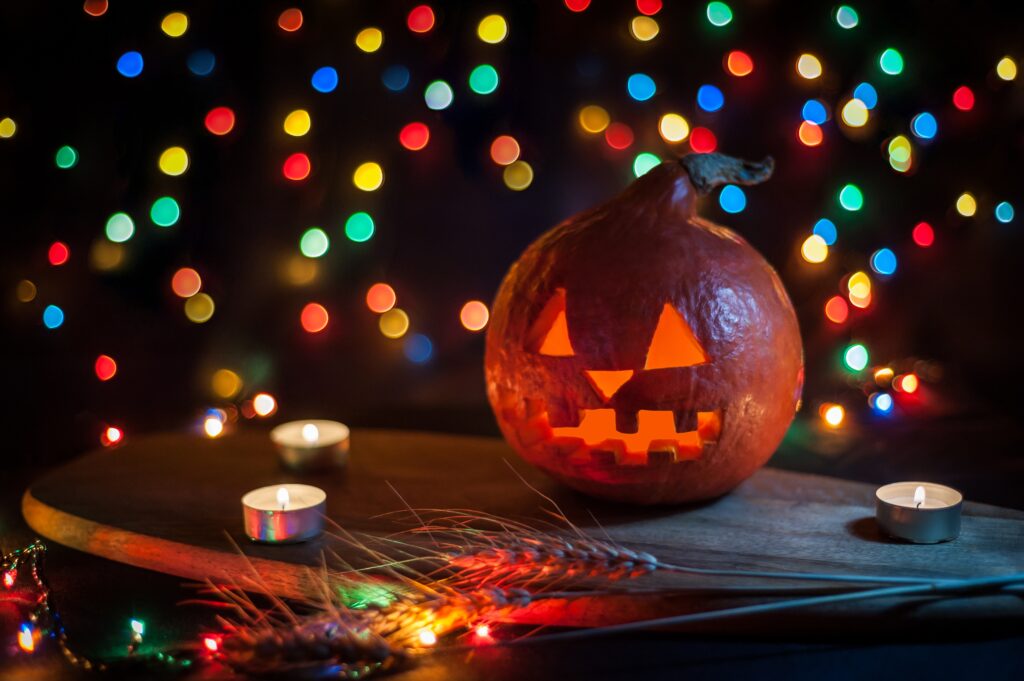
xmin=90 ymin=239 xmax=126 ymax=272
xmin=874 ymin=367 xmax=894 ymax=386
xmin=658 ymin=113 xmax=690 ymax=143
xmin=503 ymin=160 xmax=534 ymax=191
xmin=0 ymin=117 xmax=16 ymax=138
xmin=283 ymin=109 xmax=311 ymax=137
xmin=630 ymin=16 xmax=659 ymax=41
xmin=253 ymin=392 xmax=277 ymax=417
xmin=847 ymin=271 xmax=872 ymax=309
xmin=841 ymin=98 xmax=868 ymax=127
xmin=159 ymin=146 xmax=190 ymax=176
xmin=203 ymin=416 xmax=224 ymax=438
xmin=185 ymin=292 xmax=215 ymax=323
xmin=211 ymin=368 xmax=243 ymax=399
xmin=956 ymin=192 xmax=977 ymax=216
xmin=282 ymin=254 xmax=318 ymax=286
xmin=796 ymin=54 xmax=822 ymax=79
xmin=821 ymin=404 xmax=845 ymax=428
xmin=477 ymin=14 xmax=508 ymax=44
xmin=800 ymin=234 xmax=828 ymax=263
xmin=355 ymin=27 xmax=383 ymax=53
xmin=16 ymin=279 xmax=37 ymax=302
xmin=353 ymin=162 xmax=384 ymax=191
xmin=161 ymin=11 xmax=189 ymax=38
xmin=379 ymin=308 xmax=410 ymax=339
xmin=888 ymin=135 xmax=912 ymax=163
xmin=996 ymin=56 xmax=1017 ymax=81
xmin=578 ymin=105 xmax=610 ymax=134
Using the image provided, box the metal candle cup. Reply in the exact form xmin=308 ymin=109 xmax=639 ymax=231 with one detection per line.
xmin=875 ymin=481 xmax=963 ymax=544
xmin=242 ymin=484 xmax=326 ymax=543
xmin=270 ymin=420 xmax=350 ymax=472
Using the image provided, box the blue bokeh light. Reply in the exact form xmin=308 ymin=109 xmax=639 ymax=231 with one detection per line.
xmin=381 ymin=65 xmax=410 ymax=92
xmin=801 ymin=99 xmax=828 ymax=125
xmin=311 ymin=66 xmax=339 ymax=93
xmin=719 ymin=185 xmax=746 ymax=213
xmin=910 ymin=112 xmax=937 ymax=140
xmin=853 ymin=82 xmax=878 ymax=109
xmin=813 ymin=218 xmax=838 ymax=245
xmin=116 ymin=51 xmax=144 ymax=78
xmin=627 ymin=73 xmax=656 ymax=101
xmin=995 ymin=201 xmax=1015 ymax=223
xmin=404 ymin=334 xmax=433 ymax=363
xmin=696 ymin=84 xmax=724 ymax=112
xmin=43 ymin=304 xmax=64 ymax=329
xmin=870 ymin=248 xmax=898 ymax=276
xmin=187 ymin=50 xmax=216 ymax=76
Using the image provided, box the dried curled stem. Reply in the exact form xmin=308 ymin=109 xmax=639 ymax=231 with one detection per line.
xmin=679 ymin=152 xmax=774 ymax=195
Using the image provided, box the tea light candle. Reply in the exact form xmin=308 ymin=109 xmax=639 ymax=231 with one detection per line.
xmin=242 ymin=484 xmax=326 ymax=543
xmin=270 ymin=419 xmax=350 ymax=472
xmin=875 ymin=481 xmax=963 ymax=544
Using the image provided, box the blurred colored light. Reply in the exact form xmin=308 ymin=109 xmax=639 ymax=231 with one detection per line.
xmin=184 ymin=293 xmax=215 ymax=323
xmin=874 ymin=367 xmax=894 ymax=386
xmin=490 ymin=136 xmax=520 ymax=165
xmin=835 ymin=5 xmax=858 ymax=28
xmin=633 ymin=152 xmax=661 ymax=178
xmin=16 ymin=279 xmax=37 ymax=303
xmin=658 ymin=113 xmax=689 ymax=142
xmin=475 ymin=625 xmax=491 ymax=639
xmin=117 ymin=51 xmax=144 ymax=78
xmin=579 ymin=105 xmax=610 ymax=134
xmin=101 ymin=426 xmax=123 ymax=446
xmin=995 ymin=201 xmax=1015 ymax=223
xmin=696 ymin=84 xmax=724 ymax=112
xmin=878 ymin=48 xmax=903 ymax=75
xmin=253 ymin=393 xmax=277 ymax=417
xmin=353 ymin=162 xmax=384 ymax=191
xmin=418 ymin=629 xmax=438 ymax=646
xmin=955 ymin=192 xmax=976 ymax=217
xmin=460 ymin=301 xmax=489 ymax=331
xmin=870 ymin=248 xmax=897 ymax=275
xmin=311 ymin=67 xmax=339 ymax=93
xmin=910 ymin=112 xmax=937 ymax=140
xmin=853 ymin=82 xmax=877 ymax=109
xmin=719 ymin=185 xmax=746 ymax=213
xmin=503 ymin=161 xmax=534 ymax=191
xmin=171 ymin=268 xmax=202 ymax=297
xmin=627 ymin=73 xmax=656 ymax=101
xmin=399 ymin=122 xmax=430 ymax=150
xmin=48 ymin=241 xmax=70 ymax=266
xmin=952 ymin=86 xmax=974 ymax=111
xmin=212 ymin=369 xmax=242 ymax=399
xmin=300 ymin=228 xmax=329 ymax=258
xmin=355 ymin=27 xmax=383 ymax=53
xmin=706 ymin=2 xmax=732 ymax=26
xmin=282 ymin=254 xmax=317 ymax=286
xmin=203 ymin=637 xmax=220 ymax=652
xmin=83 ymin=0 xmax=108 ymax=17
xmin=801 ymin=99 xmax=827 ymax=124
xmin=43 ymin=304 xmax=64 ymax=329
xmin=366 ymin=283 xmax=397 ymax=313
xmin=847 ymin=271 xmax=872 ymax=308
xmin=469 ymin=64 xmax=499 ymax=94
xmin=824 ymin=296 xmax=848 ymax=324
xmin=55 ymin=145 xmax=79 ymax=169
xmin=404 ymin=334 xmax=433 ymax=363
xmin=689 ymin=127 xmax=717 ymax=153
xmin=796 ymin=54 xmax=822 ymax=79
xmin=477 ymin=14 xmax=508 ymax=43
xmin=159 ymin=146 xmax=189 ymax=176
xmin=869 ymin=392 xmax=893 ymax=414
xmin=278 ymin=8 xmax=303 ymax=32
xmin=382 ymin=65 xmax=410 ymax=91
xmin=630 ymin=16 xmax=659 ymax=42
xmin=105 ymin=213 xmax=135 ymax=242
xmin=161 ymin=12 xmax=188 ymax=37
xmin=90 ymin=240 xmax=124 ymax=271
xmin=204 ymin=107 xmax=235 ymax=135
xmin=150 ymin=196 xmax=180 ymax=227
xmin=283 ymin=153 xmax=311 ymax=181
xmin=565 ymin=0 xmax=591 ymax=11
xmin=636 ymin=0 xmax=662 ymax=15
xmin=798 ymin=121 xmax=823 ymax=147
xmin=408 ymin=5 xmax=435 ymax=33
xmin=801 ymin=234 xmax=828 ymax=263
xmin=895 ymin=373 xmax=919 ymax=393
xmin=18 ymin=624 xmax=35 ymax=653
xmin=424 ymin=80 xmax=454 ymax=110
xmin=604 ymin=123 xmax=634 ymax=150
xmin=301 ymin=303 xmax=329 ymax=333
xmin=912 ymin=221 xmax=934 ymax=247
xmin=725 ymin=50 xmax=753 ymax=76
xmin=345 ymin=212 xmax=375 ymax=242
xmin=838 ymin=184 xmax=863 ymax=211
xmin=996 ymin=56 xmax=1017 ymax=81
xmin=813 ymin=219 xmax=837 ymax=245
xmin=888 ymin=135 xmax=912 ymax=163
xmin=841 ymin=98 xmax=868 ymax=127
xmin=843 ymin=343 xmax=869 ymax=371
xmin=0 ymin=117 xmax=15 ymax=138
xmin=821 ymin=404 xmax=845 ymax=428
xmin=284 ymin=110 xmax=311 ymax=137
xmin=187 ymin=50 xmax=216 ymax=76
xmin=203 ymin=416 xmax=224 ymax=438
xmin=380 ymin=308 xmax=410 ymax=338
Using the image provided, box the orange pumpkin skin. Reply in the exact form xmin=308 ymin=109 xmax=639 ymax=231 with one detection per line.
xmin=485 ymin=158 xmax=803 ymax=505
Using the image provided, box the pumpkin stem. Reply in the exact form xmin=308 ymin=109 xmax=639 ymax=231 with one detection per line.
xmin=679 ymin=153 xmax=774 ymax=195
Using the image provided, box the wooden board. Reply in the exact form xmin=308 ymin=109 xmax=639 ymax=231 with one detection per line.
xmin=23 ymin=429 xmax=1024 ymax=633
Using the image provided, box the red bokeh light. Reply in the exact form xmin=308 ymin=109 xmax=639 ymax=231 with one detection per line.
xmin=636 ymin=0 xmax=662 ymax=16
xmin=204 ymin=107 xmax=236 ymax=136
xmin=301 ymin=302 xmax=329 ymax=333
xmin=824 ymin=296 xmax=849 ymax=324
xmin=399 ymin=122 xmax=430 ymax=151
xmin=564 ymin=0 xmax=591 ymax=11
xmin=95 ymin=354 xmax=117 ymax=381
xmin=407 ymin=5 xmax=435 ymax=33
xmin=490 ymin=135 xmax=520 ymax=165
xmin=952 ymin=86 xmax=974 ymax=111
xmin=48 ymin=241 xmax=70 ymax=266
xmin=366 ymin=283 xmax=397 ymax=313
xmin=283 ymin=153 xmax=311 ymax=181
xmin=101 ymin=426 xmax=123 ymax=447
xmin=278 ymin=8 xmax=303 ymax=32
xmin=725 ymin=50 xmax=754 ymax=77
xmin=912 ymin=221 xmax=935 ymax=247
xmin=797 ymin=121 xmax=823 ymax=147
xmin=83 ymin=0 xmax=108 ymax=17
xmin=604 ymin=122 xmax=634 ymax=150
xmin=689 ymin=127 xmax=717 ymax=153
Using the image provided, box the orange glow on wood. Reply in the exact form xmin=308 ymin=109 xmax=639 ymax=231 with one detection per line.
xmin=584 ymin=370 xmax=634 ymax=400
xmin=644 ymin=304 xmax=708 ymax=369
xmin=528 ymin=289 xmax=575 ymax=356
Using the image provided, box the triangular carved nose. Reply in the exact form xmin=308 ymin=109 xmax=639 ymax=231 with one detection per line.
xmin=584 ymin=370 xmax=634 ymax=401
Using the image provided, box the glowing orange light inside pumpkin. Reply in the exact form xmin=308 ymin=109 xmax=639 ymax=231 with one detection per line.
xmin=530 ymin=289 xmax=575 ymax=356
xmin=585 ymin=370 xmax=635 ymax=401
xmin=552 ymin=409 xmax=720 ymax=459
xmin=644 ymin=304 xmax=708 ymax=369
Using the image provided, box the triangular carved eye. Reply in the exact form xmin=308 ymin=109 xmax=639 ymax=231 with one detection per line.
xmin=644 ymin=303 xmax=708 ymax=369
xmin=527 ymin=288 xmax=575 ymax=356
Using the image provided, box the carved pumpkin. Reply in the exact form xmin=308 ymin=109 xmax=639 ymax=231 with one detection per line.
xmin=485 ymin=153 xmax=803 ymax=505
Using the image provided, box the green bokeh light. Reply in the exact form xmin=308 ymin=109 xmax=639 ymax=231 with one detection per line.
xmin=632 ymin=152 xmax=661 ymax=178
xmin=300 ymin=227 xmax=329 ymax=258
xmin=344 ymin=212 xmax=375 ymax=242
xmin=105 ymin=212 xmax=135 ymax=242
xmin=468 ymin=64 xmax=499 ymax=95
xmin=150 ymin=196 xmax=180 ymax=227
xmin=55 ymin=145 xmax=79 ymax=169
xmin=879 ymin=48 xmax=904 ymax=75
xmin=706 ymin=2 xmax=733 ymax=27
xmin=838 ymin=184 xmax=863 ymax=211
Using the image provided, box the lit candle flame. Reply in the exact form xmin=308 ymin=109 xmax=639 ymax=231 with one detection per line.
xmin=301 ymin=423 xmax=319 ymax=444
xmin=277 ymin=486 xmax=290 ymax=510
xmin=914 ymin=485 xmax=926 ymax=508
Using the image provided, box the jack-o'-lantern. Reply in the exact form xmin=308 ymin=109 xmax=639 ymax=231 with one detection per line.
xmin=485 ymin=153 xmax=803 ymax=505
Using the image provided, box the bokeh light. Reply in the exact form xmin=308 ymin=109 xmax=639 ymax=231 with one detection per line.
xmin=996 ymin=56 xmax=1017 ymax=81
xmin=105 ymin=213 xmax=135 ymax=243
xmin=16 ymin=279 xmax=37 ymax=303
xmin=83 ymin=0 xmax=108 ymax=17
xmin=627 ymin=73 xmax=656 ymax=101
xmin=838 ymin=184 xmax=863 ymax=211
xmin=203 ymin=416 xmax=224 ymax=438
xmin=353 ymin=162 xmax=384 ymax=191
xmin=469 ymin=64 xmax=499 ymax=94
xmin=366 ymin=283 xmax=397 ymax=313
xmin=399 ymin=122 xmax=430 ymax=150
xmin=843 ymin=343 xmax=869 ymax=371
xmin=345 ymin=212 xmax=375 ymax=242
xmin=801 ymin=99 xmax=827 ymax=124
xmin=278 ymin=8 xmax=303 ymax=32
xmin=847 ymin=271 xmax=872 ymax=308
xmin=869 ymin=392 xmax=893 ymax=414
xmin=355 ymin=27 xmax=383 ymax=53
xmin=878 ymin=48 xmax=903 ymax=75
xmin=90 ymin=240 xmax=124 ymax=271
xmin=605 ymin=123 xmax=634 ymax=150
xmin=150 ymin=196 xmax=180 ymax=227
xmin=102 ymin=426 xmax=123 ymax=447
xmin=630 ymin=16 xmax=659 ymax=42
xmin=798 ymin=121 xmax=823 ymax=147
xmin=0 ymin=117 xmax=15 ymax=138
xmin=161 ymin=12 xmax=188 ymax=38
xmin=283 ymin=153 xmax=311 ymax=181
xmin=311 ymin=66 xmax=339 ymax=93
xmin=379 ymin=308 xmax=410 ymax=338
xmin=253 ymin=393 xmax=277 ymax=417
xmin=382 ymin=65 xmax=410 ymax=91
xmin=117 ymin=51 xmax=144 ymax=78
xmin=852 ymin=82 xmax=878 ymax=109
xmin=284 ymin=110 xmax=311 ymax=137
xmin=301 ymin=302 xmax=329 ymax=333
xmin=910 ymin=112 xmax=937 ymax=140
xmin=565 ymin=0 xmax=591 ymax=11
xmin=477 ymin=14 xmax=508 ymax=44
xmin=158 ymin=146 xmax=189 ymax=176
xmin=460 ymin=301 xmax=489 ymax=331
xmin=696 ymin=84 xmax=724 ymax=112
xmin=796 ymin=54 xmax=822 ymax=79
xmin=48 ymin=242 xmax=70 ymax=266
xmin=835 ymin=5 xmax=858 ymax=28
xmin=490 ymin=135 xmax=521 ymax=165
xmin=870 ymin=248 xmax=897 ymax=275
xmin=404 ymin=334 xmax=433 ymax=363
xmin=813 ymin=218 xmax=837 ymax=245
xmin=706 ymin=2 xmax=732 ymax=27
xmin=689 ymin=127 xmax=717 ymax=153
xmin=212 ymin=369 xmax=242 ymax=399
xmin=955 ymin=192 xmax=976 ymax=216
xmin=407 ymin=5 xmax=435 ymax=33
xmin=579 ymin=105 xmax=611 ymax=134
xmin=894 ymin=373 xmax=919 ymax=394
xmin=55 ymin=145 xmax=79 ymax=169
xmin=952 ymin=85 xmax=974 ymax=111
xmin=912 ymin=221 xmax=934 ymax=247
xmin=204 ymin=107 xmax=235 ymax=135
xmin=718 ymin=185 xmax=746 ymax=213
xmin=658 ymin=113 xmax=690 ymax=142
xmin=43 ymin=304 xmax=65 ymax=329
xmin=300 ymin=227 xmax=330 ymax=258
xmin=171 ymin=268 xmax=202 ymax=298
xmin=187 ymin=50 xmax=216 ymax=76
xmin=184 ymin=293 xmax=215 ymax=323
xmin=424 ymin=80 xmax=454 ymax=110
xmin=725 ymin=50 xmax=753 ymax=76
xmin=993 ymin=201 xmax=1014 ymax=223
xmin=503 ymin=161 xmax=534 ymax=190
xmin=841 ymin=98 xmax=868 ymax=127
xmin=633 ymin=152 xmax=661 ymax=177
xmin=821 ymin=403 xmax=845 ymax=428
xmin=824 ymin=296 xmax=849 ymax=324
xmin=637 ymin=0 xmax=662 ymax=14
xmin=801 ymin=234 xmax=828 ymax=263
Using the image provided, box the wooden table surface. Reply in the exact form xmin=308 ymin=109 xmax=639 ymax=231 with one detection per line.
xmin=22 ymin=428 xmax=1024 ymax=633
